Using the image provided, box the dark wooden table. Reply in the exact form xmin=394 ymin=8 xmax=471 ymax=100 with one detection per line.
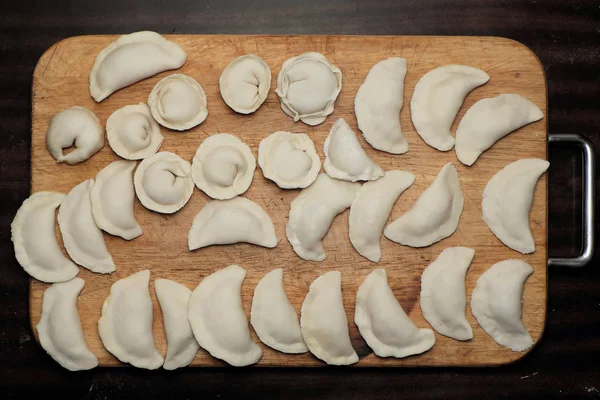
xmin=1 ymin=1 xmax=598 ymax=399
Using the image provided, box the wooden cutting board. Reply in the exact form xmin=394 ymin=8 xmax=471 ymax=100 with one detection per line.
xmin=29 ymin=35 xmax=547 ymax=367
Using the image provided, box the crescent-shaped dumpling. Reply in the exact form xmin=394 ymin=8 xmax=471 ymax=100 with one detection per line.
xmin=90 ymin=160 xmax=142 ymax=241
xmin=11 ymin=192 xmax=78 ymax=283
xmin=384 ymin=163 xmax=464 ymax=247
xmin=420 ymin=247 xmax=475 ymax=341
xmin=89 ymin=31 xmax=186 ymax=102
xmin=188 ymin=197 xmax=277 ymax=251
xmin=355 ymin=269 xmax=435 ymax=358
xmin=106 ymin=103 xmax=164 ymax=160
xmin=134 ymin=151 xmax=194 ymax=214
xmin=36 ymin=278 xmax=98 ymax=371
xmin=258 ymin=131 xmax=321 ymax=189
xmin=482 ymin=158 xmax=549 ymax=254
xmin=188 ymin=265 xmax=262 ymax=367
xmin=148 ymin=74 xmax=208 ymax=131
xmin=46 ymin=106 xmax=104 ymax=165
xmin=98 ymin=270 xmax=164 ymax=369
xmin=471 ymin=259 xmax=534 ymax=351
xmin=349 ymin=170 xmax=415 ymax=262
xmin=191 ymin=134 xmax=256 ymax=200
xmin=250 ymin=268 xmax=308 ymax=354
xmin=155 ymin=279 xmax=200 ymax=370
xmin=58 ymin=179 xmax=116 ymax=274
xmin=286 ymin=173 xmax=360 ymax=261
xmin=411 ymin=65 xmax=489 ymax=151
xmin=220 ymin=54 xmax=271 ymax=114
xmin=355 ymin=57 xmax=409 ymax=154
xmin=300 ymin=271 xmax=358 ymax=365
xmin=323 ymin=118 xmax=385 ymax=182
xmin=456 ymin=94 xmax=544 ymax=166
xmin=275 ymin=52 xmax=342 ymax=126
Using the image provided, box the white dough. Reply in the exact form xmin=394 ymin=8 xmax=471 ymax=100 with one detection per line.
xmin=300 ymin=271 xmax=358 ymax=365
xmin=355 ymin=57 xmax=408 ymax=154
xmin=349 ymin=170 xmax=415 ymax=262
xmin=134 ymin=151 xmax=194 ymax=214
xmin=106 ymin=103 xmax=164 ymax=160
xmin=286 ymin=173 xmax=360 ymax=261
xmin=275 ymin=52 xmax=342 ymax=126
xmin=251 ymin=268 xmax=308 ymax=354
xmin=89 ymin=31 xmax=186 ymax=102
xmin=188 ymin=197 xmax=277 ymax=251
xmin=36 ymin=278 xmax=98 ymax=371
xmin=482 ymin=158 xmax=549 ymax=254
xmin=58 ymin=179 xmax=116 ymax=274
xmin=11 ymin=192 xmax=79 ymax=283
xmin=155 ymin=279 xmax=200 ymax=370
xmin=323 ymin=118 xmax=385 ymax=182
xmin=456 ymin=94 xmax=544 ymax=166
xmin=191 ymin=134 xmax=256 ymax=200
xmin=46 ymin=106 xmax=104 ymax=165
xmin=471 ymin=259 xmax=534 ymax=351
xmin=91 ymin=160 xmax=142 ymax=240
xmin=220 ymin=54 xmax=271 ymax=114
xmin=98 ymin=270 xmax=164 ymax=369
xmin=188 ymin=265 xmax=262 ymax=367
xmin=411 ymin=64 xmax=489 ymax=151
xmin=384 ymin=163 xmax=463 ymax=247
xmin=420 ymin=247 xmax=475 ymax=341
xmin=258 ymin=131 xmax=321 ymax=189
xmin=355 ymin=269 xmax=435 ymax=358
xmin=148 ymin=74 xmax=208 ymax=131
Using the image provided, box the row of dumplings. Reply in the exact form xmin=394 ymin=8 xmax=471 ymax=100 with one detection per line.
xmin=36 ymin=250 xmax=534 ymax=371
xmin=48 ymin=31 xmax=544 ymax=170
xmin=12 ymin=131 xmax=549 ymax=285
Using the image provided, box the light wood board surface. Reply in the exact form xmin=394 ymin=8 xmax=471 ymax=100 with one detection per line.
xmin=30 ymin=35 xmax=547 ymax=367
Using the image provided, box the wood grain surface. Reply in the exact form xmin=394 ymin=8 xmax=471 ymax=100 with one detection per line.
xmin=29 ymin=35 xmax=547 ymax=367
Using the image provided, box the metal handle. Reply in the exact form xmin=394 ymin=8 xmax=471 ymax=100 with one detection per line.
xmin=548 ymin=134 xmax=595 ymax=268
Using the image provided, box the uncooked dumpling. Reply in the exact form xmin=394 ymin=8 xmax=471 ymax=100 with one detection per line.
xmin=188 ymin=197 xmax=277 ymax=251
xmin=471 ymin=259 xmax=534 ymax=351
xmin=11 ymin=192 xmax=78 ymax=283
xmin=58 ymin=179 xmax=115 ymax=274
xmin=258 ymin=131 xmax=321 ymax=189
xmin=155 ymin=279 xmax=200 ymax=370
xmin=355 ymin=269 xmax=435 ymax=358
xmin=148 ymin=74 xmax=208 ymax=131
xmin=36 ymin=278 xmax=98 ymax=371
xmin=91 ymin=160 xmax=142 ymax=240
xmin=420 ymin=247 xmax=474 ymax=341
xmin=411 ymin=65 xmax=489 ymax=151
xmin=323 ymin=118 xmax=385 ymax=182
xmin=220 ymin=54 xmax=271 ymax=114
xmin=191 ymin=134 xmax=255 ymax=200
xmin=134 ymin=151 xmax=194 ymax=214
xmin=46 ymin=106 xmax=104 ymax=165
xmin=275 ymin=52 xmax=342 ymax=126
xmin=188 ymin=265 xmax=262 ymax=367
xmin=89 ymin=31 xmax=186 ymax=102
xmin=250 ymin=268 xmax=307 ymax=354
xmin=349 ymin=170 xmax=415 ymax=262
xmin=456 ymin=94 xmax=544 ymax=166
xmin=355 ymin=57 xmax=408 ymax=154
xmin=482 ymin=158 xmax=549 ymax=254
xmin=300 ymin=271 xmax=358 ymax=365
xmin=286 ymin=174 xmax=360 ymax=261
xmin=98 ymin=270 xmax=164 ymax=369
xmin=384 ymin=163 xmax=463 ymax=247
xmin=106 ymin=103 xmax=164 ymax=160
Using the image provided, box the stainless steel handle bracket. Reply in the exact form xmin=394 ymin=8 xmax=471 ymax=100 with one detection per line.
xmin=548 ymin=134 xmax=595 ymax=268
